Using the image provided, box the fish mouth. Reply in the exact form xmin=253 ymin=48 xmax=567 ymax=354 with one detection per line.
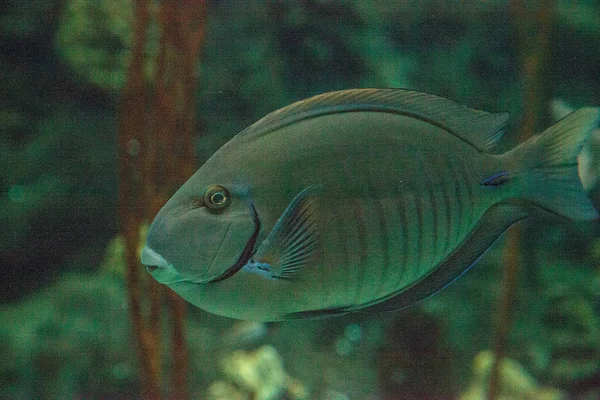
xmin=141 ymin=246 xmax=190 ymax=285
xmin=141 ymin=246 xmax=170 ymax=269
xmin=208 ymin=203 xmax=261 ymax=283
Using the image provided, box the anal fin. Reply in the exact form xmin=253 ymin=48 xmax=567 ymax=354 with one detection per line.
xmin=283 ymin=307 xmax=350 ymax=320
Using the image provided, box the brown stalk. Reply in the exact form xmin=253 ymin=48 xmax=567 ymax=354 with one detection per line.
xmin=487 ymin=1 xmax=555 ymax=399
xmin=168 ymin=3 xmax=206 ymax=400
xmin=119 ymin=0 xmax=207 ymax=398
xmin=150 ymin=1 xmax=207 ymax=398
xmin=118 ymin=0 xmax=162 ymax=398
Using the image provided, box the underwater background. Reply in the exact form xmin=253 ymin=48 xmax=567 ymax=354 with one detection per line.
xmin=1 ymin=0 xmax=600 ymax=399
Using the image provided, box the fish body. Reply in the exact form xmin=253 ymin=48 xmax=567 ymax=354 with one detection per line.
xmin=142 ymin=89 xmax=599 ymax=321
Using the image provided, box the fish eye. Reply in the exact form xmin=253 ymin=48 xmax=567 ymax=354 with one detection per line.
xmin=204 ymin=185 xmax=230 ymax=211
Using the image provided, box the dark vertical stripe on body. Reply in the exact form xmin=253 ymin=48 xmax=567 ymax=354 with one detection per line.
xmin=334 ymin=206 xmax=350 ymax=267
xmin=462 ymin=160 xmax=475 ymax=229
xmin=450 ymin=158 xmax=464 ymax=243
xmin=428 ymin=185 xmax=439 ymax=263
xmin=440 ymin=175 xmax=453 ymax=255
xmin=414 ymin=189 xmax=425 ymax=279
xmin=394 ymin=187 xmax=409 ymax=288
xmin=374 ymin=196 xmax=391 ymax=286
xmin=353 ymin=199 xmax=368 ymax=265
xmin=412 ymin=148 xmax=433 ymax=279
xmin=352 ymin=196 xmax=368 ymax=302
xmin=439 ymin=154 xmax=452 ymax=255
xmin=334 ymin=159 xmax=356 ymax=304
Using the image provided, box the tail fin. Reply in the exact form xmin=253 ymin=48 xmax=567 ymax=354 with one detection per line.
xmin=505 ymin=107 xmax=599 ymax=221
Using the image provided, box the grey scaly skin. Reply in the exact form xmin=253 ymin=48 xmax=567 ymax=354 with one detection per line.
xmin=142 ymin=89 xmax=599 ymax=321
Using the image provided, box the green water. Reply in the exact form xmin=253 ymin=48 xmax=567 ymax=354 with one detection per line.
xmin=1 ymin=1 xmax=599 ymax=399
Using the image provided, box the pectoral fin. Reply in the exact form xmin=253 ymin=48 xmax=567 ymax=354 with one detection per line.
xmin=244 ymin=186 xmax=319 ymax=280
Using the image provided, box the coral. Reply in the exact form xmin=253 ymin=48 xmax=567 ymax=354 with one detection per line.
xmin=55 ymin=0 xmax=158 ymax=92
xmin=0 ymin=273 xmax=135 ymax=399
xmin=99 ymin=224 xmax=148 ymax=278
xmin=1 ymin=2 xmax=120 ymax=302
xmin=460 ymin=350 xmax=565 ymax=400
xmin=0 ymin=103 xmax=118 ymax=301
xmin=218 ymin=345 xmax=308 ymax=400
xmin=539 ymin=285 xmax=600 ymax=393
xmin=207 ymin=380 xmax=247 ymax=400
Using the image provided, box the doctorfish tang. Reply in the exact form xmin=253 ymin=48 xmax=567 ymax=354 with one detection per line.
xmin=141 ymin=89 xmax=599 ymax=321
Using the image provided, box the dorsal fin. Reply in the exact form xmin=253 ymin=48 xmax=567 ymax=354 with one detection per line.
xmin=237 ymin=89 xmax=508 ymax=151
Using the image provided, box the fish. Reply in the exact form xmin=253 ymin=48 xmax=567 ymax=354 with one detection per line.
xmin=140 ymin=89 xmax=599 ymax=322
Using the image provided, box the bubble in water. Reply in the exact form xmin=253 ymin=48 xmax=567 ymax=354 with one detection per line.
xmin=335 ymin=337 xmax=353 ymax=356
xmin=344 ymin=323 xmax=362 ymax=342
xmin=8 ymin=185 xmax=25 ymax=203
xmin=128 ymin=138 xmax=141 ymax=156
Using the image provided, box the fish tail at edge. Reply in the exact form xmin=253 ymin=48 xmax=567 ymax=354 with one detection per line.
xmin=502 ymin=107 xmax=600 ymax=221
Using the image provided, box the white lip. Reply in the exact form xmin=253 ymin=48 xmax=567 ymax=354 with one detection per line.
xmin=141 ymin=246 xmax=170 ymax=268
xmin=141 ymin=246 xmax=188 ymax=284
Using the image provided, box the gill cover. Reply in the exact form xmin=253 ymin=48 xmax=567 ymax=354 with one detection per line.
xmin=144 ymin=183 xmax=258 ymax=283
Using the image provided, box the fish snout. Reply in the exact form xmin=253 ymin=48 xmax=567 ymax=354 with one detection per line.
xmin=141 ymin=246 xmax=170 ymax=269
xmin=141 ymin=245 xmax=187 ymax=284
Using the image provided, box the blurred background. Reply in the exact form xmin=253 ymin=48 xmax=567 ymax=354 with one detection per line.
xmin=1 ymin=0 xmax=600 ymax=399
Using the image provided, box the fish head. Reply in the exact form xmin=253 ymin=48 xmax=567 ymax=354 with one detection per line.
xmin=141 ymin=171 xmax=259 ymax=285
